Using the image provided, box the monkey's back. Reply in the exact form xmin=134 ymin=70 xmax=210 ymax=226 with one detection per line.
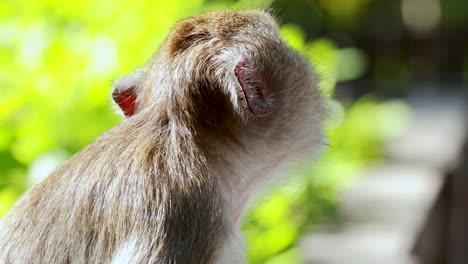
xmin=0 ymin=119 xmax=228 ymax=264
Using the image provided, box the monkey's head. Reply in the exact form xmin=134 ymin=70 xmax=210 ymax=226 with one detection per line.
xmin=112 ymin=10 xmax=324 ymax=186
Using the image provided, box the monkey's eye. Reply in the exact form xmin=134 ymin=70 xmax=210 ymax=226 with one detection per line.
xmin=234 ymin=61 xmax=273 ymax=117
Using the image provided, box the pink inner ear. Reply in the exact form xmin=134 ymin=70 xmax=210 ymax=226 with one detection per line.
xmin=234 ymin=60 xmax=273 ymax=117
xmin=112 ymin=88 xmax=137 ymax=117
xmin=235 ymin=61 xmax=252 ymax=98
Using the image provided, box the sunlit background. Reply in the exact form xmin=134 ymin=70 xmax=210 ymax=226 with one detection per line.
xmin=1 ymin=0 xmax=467 ymax=263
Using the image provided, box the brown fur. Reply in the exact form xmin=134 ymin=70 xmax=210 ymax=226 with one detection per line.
xmin=0 ymin=10 xmax=324 ymax=264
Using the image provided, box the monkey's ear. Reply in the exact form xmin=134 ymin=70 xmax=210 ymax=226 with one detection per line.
xmin=234 ymin=61 xmax=273 ymax=117
xmin=112 ymin=74 xmax=141 ymax=117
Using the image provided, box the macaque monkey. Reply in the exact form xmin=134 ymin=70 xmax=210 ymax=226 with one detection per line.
xmin=0 ymin=10 xmax=324 ymax=264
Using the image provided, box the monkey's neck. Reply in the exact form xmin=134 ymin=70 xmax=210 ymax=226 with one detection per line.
xmin=125 ymin=109 xmax=274 ymax=224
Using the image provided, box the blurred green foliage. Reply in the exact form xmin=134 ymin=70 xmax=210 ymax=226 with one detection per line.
xmin=0 ymin=0 xmax=410 ymax=263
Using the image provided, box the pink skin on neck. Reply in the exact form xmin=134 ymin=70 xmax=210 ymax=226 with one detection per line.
xmin=232 ymin=153 xmax=290 ymax=222
xmin=232 ymin=171 xmax=261 ymax=223
xmin=234 ymin=191 xmax=251 ymax=222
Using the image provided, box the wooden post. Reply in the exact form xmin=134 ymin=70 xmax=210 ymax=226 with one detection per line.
xmin=413 ymin=132 xmax=468 ymax=264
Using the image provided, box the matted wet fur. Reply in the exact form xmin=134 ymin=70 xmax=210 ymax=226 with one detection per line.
xmin=0 ymin=10 xmax=324 ymax=264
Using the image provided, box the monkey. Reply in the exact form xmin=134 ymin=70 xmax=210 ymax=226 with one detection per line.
xmin=0 ymin=10 xmax=324 ymax=264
